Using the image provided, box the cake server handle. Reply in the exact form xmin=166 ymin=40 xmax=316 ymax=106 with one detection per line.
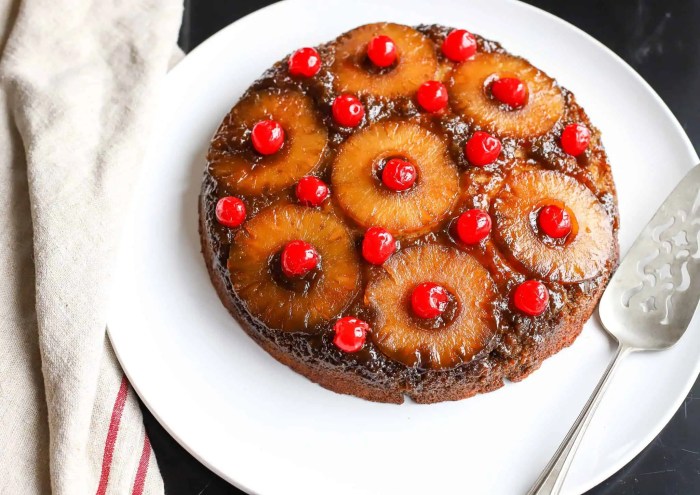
xmin=526 ymin=343 xmax=633 ymax=495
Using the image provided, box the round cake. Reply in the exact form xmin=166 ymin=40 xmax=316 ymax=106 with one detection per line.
xmin=199 ymin=22 xmax=619 ymax=404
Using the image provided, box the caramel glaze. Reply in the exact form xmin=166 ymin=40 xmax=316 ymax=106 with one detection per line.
xmin=200 ymin=24 xmax=619 ymax=393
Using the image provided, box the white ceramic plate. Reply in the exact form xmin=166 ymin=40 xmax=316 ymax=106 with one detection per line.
xmin=108 ymin=1 xmax=700 ymax=493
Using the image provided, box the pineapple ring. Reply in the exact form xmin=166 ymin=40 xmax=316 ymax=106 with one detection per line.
xmin=332 ymin=121 xmax=459 ymax=236
xmin=208 ymin=89 xmax=328 ymax=195
xmin=228 ymin=205 xmax=360 ymax=332
xmin=365 ymin=244 xmax=498 ymax=369
xmin=449 ymin=52 xmax=565 ymax=138
xmin=492 ymin=169 xmax=614 ymax=283
xmin=332 ymin=23 xmax=438 ymax=98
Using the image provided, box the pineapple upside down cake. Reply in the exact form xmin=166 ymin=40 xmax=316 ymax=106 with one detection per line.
xmin=199 ymin=23 xmax=619 ymax=404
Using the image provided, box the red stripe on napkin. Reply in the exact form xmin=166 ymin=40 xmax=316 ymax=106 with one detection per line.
xmin=131 ymin=434 xmax=152 ymax=495
xmin=96 ymin=375 xmax=129 ymax=495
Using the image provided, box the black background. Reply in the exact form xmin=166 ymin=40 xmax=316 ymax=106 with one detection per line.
xmin=143 ymin=1 xmax=700 ymax=493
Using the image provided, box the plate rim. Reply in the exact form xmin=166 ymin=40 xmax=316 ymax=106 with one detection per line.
xmin=110 ymin=1 xmax=700 ymax=494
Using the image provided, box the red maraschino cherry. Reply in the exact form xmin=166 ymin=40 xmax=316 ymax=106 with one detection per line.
xmin=538 ymin=205 xmax=572 ymax=239
xmin=441 ymin=29 xmax=477 ymax=62
xmin=491 ymin=77 xmax=528 ymax=109
xmin=411 ymin=282 xmax=450 ymax=319
xmin=513 ymin=280 xmax=549 ymax=316
xmin=288 ymin=47 xmax=321 ymax=77
xmin=215 ymin=196 xmax=246 ymax=228
xmin=296 ymin=176 xmax=329 ymax=207
xmin=367 ymin=35 xmax=397 ymax=67
xmin=333 ymin=317 xmax=369 ymax=352
xmin=382 ymin=158 xmax=417 ymax=191
xmin=560 ymin=123 xmax=590 ymax=156
xmin=280 ymin=240 xmax=319 ymax=278
xmin=416 ymin=80 xmax=449 ymax=113
xmin=332 ymin=94 xmax=365 ymax=127
xmin=362 ymin=227 xmax=396 ymax=265
xmin=456 ymin=209 xmax=492 ymax=244
xmin=465 ymin=131 xmax=501 ymax=167
xmin=251 ymin=120 xmax=285 ymax=155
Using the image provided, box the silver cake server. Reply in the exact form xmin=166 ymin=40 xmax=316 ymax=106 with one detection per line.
xmin=528 ymin=163 xmax=700 ymax=495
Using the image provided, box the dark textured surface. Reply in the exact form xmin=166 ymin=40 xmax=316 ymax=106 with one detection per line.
xmin=140 ymin=1 xmax=700 ymax=493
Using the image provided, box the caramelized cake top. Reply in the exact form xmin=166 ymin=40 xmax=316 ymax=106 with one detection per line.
xmin=201 ymin=23 xmax=618 ymax=376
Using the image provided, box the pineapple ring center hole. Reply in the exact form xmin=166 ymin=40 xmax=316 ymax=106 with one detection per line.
xmin=373 ymin=155 xmax=419 ymax=192
xmin=268 ymin=250 xmax=322 ymax=293
xmin=483 ymin=73 xmax=530 ymax=111
xmin=529 ymin=200 xmax=579 ymax=248
xmin=406 ymin=285 xmax=460 ymax=330
xmin=360 ymin=49 xmax=400 ymax=75
xmin=246 ymin=121 xmax=291 ymax=166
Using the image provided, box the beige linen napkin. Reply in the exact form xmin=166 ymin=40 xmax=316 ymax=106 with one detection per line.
xmin=0 ymin=0 xmax=183 ymax=493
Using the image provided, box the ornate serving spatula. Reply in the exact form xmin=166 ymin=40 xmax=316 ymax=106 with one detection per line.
xmin=528 ymin=163 xmax=700 ymax=495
